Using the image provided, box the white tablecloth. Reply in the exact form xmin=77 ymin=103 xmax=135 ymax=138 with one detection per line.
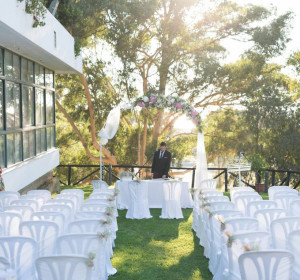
xmin=116 ymin=179 xmax=193 ymax=209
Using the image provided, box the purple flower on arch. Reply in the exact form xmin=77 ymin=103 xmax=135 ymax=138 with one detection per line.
xmin=149 ymin=96 xmax=157 ymax=104
xmin=175 ymin=102 xmax=182 ymax=109
xmin=191 ymin=110 xmax=198 ymax=117
xmin=137 ymin=101 xmax=146 ymax=108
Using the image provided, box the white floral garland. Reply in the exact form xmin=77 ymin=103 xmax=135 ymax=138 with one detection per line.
xmin=132 ymin=92 xmax=202 ymax=132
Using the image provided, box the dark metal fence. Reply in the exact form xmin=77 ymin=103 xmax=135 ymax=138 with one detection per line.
xmin=56 ymin=164 xmax=300 ymax=192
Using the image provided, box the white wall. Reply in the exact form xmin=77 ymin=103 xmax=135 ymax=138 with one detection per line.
xmin=2 ymin=149 xmax=60 ymax=192
xmin=0 ymin=0 xmax=82 ymax=74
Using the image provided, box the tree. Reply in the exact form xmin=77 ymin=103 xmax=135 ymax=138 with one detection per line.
xmin=102 ymin=0 xmax=292 ymax=165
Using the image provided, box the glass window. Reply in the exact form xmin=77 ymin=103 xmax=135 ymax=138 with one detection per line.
xmin=35 ymin=64 xmax=44 ymax=86
xmin=36 ymin=88 xmax=45 ymax=125
xmin=4 ymin=51 xmax=20 ymax=80
xmin=47 ymin=126 xmax=55 ymax=149
xmin=7 ymin=133 xmax=21 ymax=166
xmin=36 ymin=128 xmax=46 ymax=154
xmin=21 ymin=58 xmax=34 ymax=83
xmin=0 ymin=135 xmax=4 ymax=168
xmin=0 ymin=49 xmax=3 ymax=75
xmin=5 ymin=82 xmax=20 ymax=129
xmin=46 ymin=91 xmax=54 ymax=124
xmin=0 ymin=82 xmax=3 ymax=130
xmin=4 ymin=51 xmax=13 ymax=78
xmin=22 ymin=86 xmax=34 ymax=127
xmin=45 ymin=69 xmax=54 ymax=88
xmin=23 ymin=130 xmax=35 ymax=159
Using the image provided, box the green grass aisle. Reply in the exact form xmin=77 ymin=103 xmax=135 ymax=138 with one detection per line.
xmin=109 ymin=209 xmax=212 ymax=280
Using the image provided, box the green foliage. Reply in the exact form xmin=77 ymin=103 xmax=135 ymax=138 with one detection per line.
xmin=18 ymin=0 xmax=47 ymax=27
xmin=247 ymin=154 xmax=266 ymax=172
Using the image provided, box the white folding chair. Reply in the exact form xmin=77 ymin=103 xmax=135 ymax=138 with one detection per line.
xmin=224 ymin=231 xmax=270 ymax=280
xmin=0 ymin=212 xmax=22 ymax=236
xmin=288 ymin=230 xmax=300 ymax=278
xmin=85 ymin=198 xmax=112 ymax=205
xmin=247 ymin=200 xmax=277 ymax=217
xmin=202 ymin=190 xmax=223 ymax=198
xmin=20 ymin=221 xmax=59 ymax=257
xmin=199 ymin=179 xmax=217 ymax=189
xmin=224 ymin=217 xmax=259 ymax=234
xmin=81 ymin=204 xmax=109 ymax=213
xmin=238 ymin=250 xmax=294 ymax=280
xmin=160 ymin=181 xmax=183 ymax=219
xmin=0 ymin=236 xmax=37 ymax=280
xmin=268 ymin=186 xmax=291 ymax=200
xmin=0 ymin=256 xmax=10 ymax=270
xmin=0 ymin=224 xmax=2 ymax=236
xmin=254 ymin=208 xmax=287 ymax=232
xmin=20 ymin=194 xmax=46 ymax=208
xmin=289 ymin=199 xmax=300 ymax=216
xmin=92 ymin=180 xmax=108 ymax=192
xmin=10 ymin=199 xmax=39 ymax=211
xmin=40 ymin=204 xmax=72 ymax=224
xmin=31 ymin=212 xmax=65 ymax=235
xmin=270 ymin=217 xmax=300 ymax=249
xmin=56 ymin=233 xmax=115 ymax=279
xmin=61 ymin=189 xmax=84 ymax=205
xmin=126 ymin=181 xmax=152 ymax=219
xmin=274 ymin=195 xmax=300 ymax=211
xmin=234 ymin=194 xmax=262 ymax=215
xmin=54 ymin=194 xmax=80 ymax=211
xmin=36 ymin=255 xmax=92 ymax=280
xmin=45 ymin=199 xmax=75 ymax=214
xmin=205 ymin=196 xmax=229 ymax=203
xmin=27 ymin=190 xmax=51 ymax=201
xmin=0 ymin=193 xmax=19 ymax=210
xmin=230 ymin=187 xmax=255 ymax=203
xmin=209 ymin=201 xmax=235 ymax=211
xmin=4 ymin=205 xmax=34 ymax=221
xmin=272 ymin=189 xmax=298 ymax=200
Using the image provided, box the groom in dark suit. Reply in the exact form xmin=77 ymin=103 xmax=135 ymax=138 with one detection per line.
xmin=151 ymin=142 xmax=171 ymax=179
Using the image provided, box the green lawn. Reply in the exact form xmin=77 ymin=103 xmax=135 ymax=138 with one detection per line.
xmin=109 ymin=209 xmax=212 ymax=280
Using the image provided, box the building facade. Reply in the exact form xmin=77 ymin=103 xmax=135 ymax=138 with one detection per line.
xmin=0 ymin=0 xmax=82 ymax=192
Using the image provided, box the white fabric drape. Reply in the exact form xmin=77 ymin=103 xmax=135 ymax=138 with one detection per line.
xmin=195 ymin=132 xmax=209 ymax=189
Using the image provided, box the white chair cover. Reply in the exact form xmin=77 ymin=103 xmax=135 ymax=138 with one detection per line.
xmin=0 ymin=256 xmax=10 ymax=270
xmin=10 ymin=199 xmax=39 ymax=211
xmin=31 ymin=212 xmax=65 ymax=235
xmin=126 ymin=181 xmax=152 ymax=219
xmin=234 ymin=194 xmax=262 ymax=215
xmin=160 ymin=181 xmax=183 ymax=219
xmin=238 ymin=250 xmax=294 ymax=280
xmin=287 ymin=230 xmax=300 ymax=278
xmin=230 ymin=188 xmax=254 ymax=203
xmin=209 ymin=202 xmax=235 ymax=211
xmin=4 ymin=205 xmax=34 ymax=221
xmin=203 ymin=190 xmax=223 ymax=197
xmin=224 ymin=231 xmax=270 ymax=280
xmin=20 ymin=221 xmax=59 ymax=257
xmin=36 ymin=255 xmax=92 ymax=280
xmin=231 ymin=191 xmax=260 ymax=205
xmin=246 ymin=201 xmax=277 ymax=217
xmin=254 ymin=209 xmax=287 ymax=232
xmin=0 ymin=191 xmax=20 ymax=198
xmin=0 ymin=236 xmax=37 ymax=280
xmin=270 ymin=217 xmax=300 ymax=249
xmin=0 ymin=212 xmax=22 ymax=236
xmin=56 ymin=233 xmax=111 ymax=279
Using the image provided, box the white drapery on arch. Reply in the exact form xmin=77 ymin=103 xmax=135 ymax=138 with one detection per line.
xmin=98 ymin=104 xmax=209 ymax=185
xmin=98 ymin=106 xmax=121 ymax=180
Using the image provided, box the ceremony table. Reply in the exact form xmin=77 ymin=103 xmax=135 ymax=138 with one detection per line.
xmin=116 ymin=179 xmax=193 ymax=209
